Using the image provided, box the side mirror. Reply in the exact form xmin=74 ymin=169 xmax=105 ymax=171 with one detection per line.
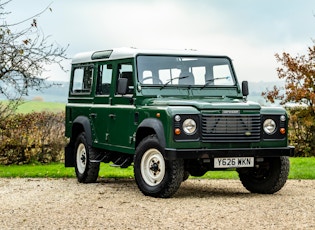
xmin=242 ymin=81 xmax=249 ymax=97
xmin=117 ymin=78 xmax=128 ymax=95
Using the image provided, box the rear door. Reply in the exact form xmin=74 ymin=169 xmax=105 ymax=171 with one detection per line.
xmin=67 ymin=64 xmax=94 ymax=133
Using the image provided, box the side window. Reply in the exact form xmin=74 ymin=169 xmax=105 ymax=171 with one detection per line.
xmin=96 ymin=64 xmax=112 ymax=95
xmin=117 ymin=63 xmax=134 ymax=94
xmin=71 ymin=65 xmax=93 ymax=94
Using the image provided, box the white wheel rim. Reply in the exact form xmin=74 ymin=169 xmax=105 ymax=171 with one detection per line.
xmin=140 ymin=148 xmax=165 ymax=186
xmin=76 ymin=143 xmax=87 ymax=174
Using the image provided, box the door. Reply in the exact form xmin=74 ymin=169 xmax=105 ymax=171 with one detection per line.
xmin=90 ymin=63 xmax=112 ymax=145
xmin=107 ymin=62 xmax=136 ymax=152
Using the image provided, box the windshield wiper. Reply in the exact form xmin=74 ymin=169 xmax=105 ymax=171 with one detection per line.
xmin=160 ymin=75 xmax=190 ymax=90
xmin=201 ymin=76 xmax=230 ymax=89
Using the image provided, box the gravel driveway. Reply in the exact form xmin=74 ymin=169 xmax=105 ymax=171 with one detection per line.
xmin=0 ymin=178 xmax=314 ymax=229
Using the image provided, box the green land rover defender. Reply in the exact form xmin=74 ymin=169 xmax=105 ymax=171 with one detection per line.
xmin=65 ymin=47 xmax=294 ymax=198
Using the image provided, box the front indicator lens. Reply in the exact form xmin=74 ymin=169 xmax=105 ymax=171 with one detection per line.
xmin=182 ymin=119 xmax=197 ymax=135
xmin=263 ymin=119 xmax=276 ymax=135
xmin=174 ymin=128 xmax=181 ymax=135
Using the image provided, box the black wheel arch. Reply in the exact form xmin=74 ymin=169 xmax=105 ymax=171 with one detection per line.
xmin=136 ymin=118 xmax=166 ymax=149
xmin=71 ymin=116 xmax=93 ymax=146
xmin=65 ymin=116 xmax=93 ymax=167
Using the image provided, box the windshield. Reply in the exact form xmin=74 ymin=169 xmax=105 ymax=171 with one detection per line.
xmin=137 ymin=55 xmax=235 ymax=87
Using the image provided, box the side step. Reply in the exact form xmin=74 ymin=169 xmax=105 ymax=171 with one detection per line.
xmin=110 ymin=157 xmax=133 ymax=168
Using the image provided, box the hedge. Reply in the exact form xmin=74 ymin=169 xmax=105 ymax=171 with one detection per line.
xmin=0 ymin=111 xmax=67 ymax=165
xmin=287 ymin=107 xmax=315 ymax=157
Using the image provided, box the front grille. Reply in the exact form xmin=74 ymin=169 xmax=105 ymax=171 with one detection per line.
xmin=202 ymin=114 xmax=261 ymax=142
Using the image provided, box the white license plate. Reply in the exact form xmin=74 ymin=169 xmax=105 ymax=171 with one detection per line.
xmin=214 ymin=157 xmax=254 ymax=168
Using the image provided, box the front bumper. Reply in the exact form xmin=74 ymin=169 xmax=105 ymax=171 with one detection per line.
xmin=164 ymin=146 xmax=295 ymax=160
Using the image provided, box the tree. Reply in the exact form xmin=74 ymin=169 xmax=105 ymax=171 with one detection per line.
xmin=262 ymin=44 xmax=315 ymax=156
xmin=0 ymin=0 xmax=68 ymax=116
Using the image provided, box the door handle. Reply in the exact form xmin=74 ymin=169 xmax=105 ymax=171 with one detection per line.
xmin=90 ymin=113 xmax=97 ymax=118
xmin=109 ymin=114 xmax=116 ymax=119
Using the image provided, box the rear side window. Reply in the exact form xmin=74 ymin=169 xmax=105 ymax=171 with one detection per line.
xmin=71 ymin=65 xmax=93 ymax=94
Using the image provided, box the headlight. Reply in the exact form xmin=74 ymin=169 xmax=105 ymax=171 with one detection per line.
xmin=182 ymin=119 xmax=197 ymax=135
xmin=263 ymin=119 xmax=276 ymax=135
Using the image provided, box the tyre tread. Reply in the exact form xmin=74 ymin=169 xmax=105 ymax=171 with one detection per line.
xmin=238 ymin=156 xmax=289 ymax=194
xmin=75 ymin=132 xmax=100 ymax=183
xmin=134 ymin=135 xmax=184 ymax=198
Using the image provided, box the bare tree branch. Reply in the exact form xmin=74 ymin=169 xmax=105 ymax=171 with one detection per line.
xmin=0 ymin=0 xmax=68 ymax=116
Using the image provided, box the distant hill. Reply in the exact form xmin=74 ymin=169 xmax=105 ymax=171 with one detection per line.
xmin=248 ymin=81 xmax=285 ymax=96
xmin=0 ymin=81 xmax=70 ymax=103
xmin=0 ymin=80 xmax=284 ymax=104
xmin=247 ymin=81 xmax=284 ymax=106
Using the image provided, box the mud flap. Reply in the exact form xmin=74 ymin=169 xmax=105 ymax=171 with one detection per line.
xmin=64 ymin=144 xmax=75 ymax=167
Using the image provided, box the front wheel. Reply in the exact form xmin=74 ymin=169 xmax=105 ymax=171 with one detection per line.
xmin=134 ymin=135 xmax=184 ymax=198
xmin=237 ymin=156 xmax=290 ymax=194
xmin=74 ymin=132 xmax=100 ymax=183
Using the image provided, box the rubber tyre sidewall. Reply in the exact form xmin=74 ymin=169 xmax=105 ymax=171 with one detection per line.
xmin=238 ymin=156 xmax=290 ymax=194
xmin=74 ymin=132 xmax=100 ymax=183
xmin=134 ymin=135 xmax=184 ymax=198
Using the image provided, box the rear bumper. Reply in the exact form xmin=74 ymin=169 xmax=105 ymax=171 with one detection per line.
xmin=164 ymin=146 xmax=295 ymax=160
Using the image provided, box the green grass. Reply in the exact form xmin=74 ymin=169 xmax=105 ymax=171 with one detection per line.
xmin=16 ymin=101 xmax=65 ymax=113
xmin=287 ymin=157 xmax=315 ymax=179
xmin=0 ymin=163 xmax=76 ymax=178
xmin=1 ymin=157 xmax=314 ymax=179
xmin=0 ymin=162 xmax=135 ymax=179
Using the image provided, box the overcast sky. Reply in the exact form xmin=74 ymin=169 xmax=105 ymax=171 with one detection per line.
xmin=4 ymin=0 xmax=315 ymax=82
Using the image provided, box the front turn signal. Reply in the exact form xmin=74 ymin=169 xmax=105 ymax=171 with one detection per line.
xmin=174 ymin=128 xmax=181 ymax=135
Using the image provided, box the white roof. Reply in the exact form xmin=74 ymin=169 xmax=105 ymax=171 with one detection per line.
xmin=71 ymin=47 xmax=222 ymax=64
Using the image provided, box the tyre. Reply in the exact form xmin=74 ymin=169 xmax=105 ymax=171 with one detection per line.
xmin=134 ymin=135 xmax=184 ymax=198
xmin=183 ymin=171 xmax=190 ymax=182
xmin=74 ymin=132 xmax=100 ymax=183
xmin=238 ymin=156 xmax=290 ymax=194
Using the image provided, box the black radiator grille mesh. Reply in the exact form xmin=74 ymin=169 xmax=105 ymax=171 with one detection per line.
xmin=201 ymin=114 xmax=261 ymax=142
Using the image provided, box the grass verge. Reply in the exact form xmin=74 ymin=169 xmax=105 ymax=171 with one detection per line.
xmin=0 ymin=157 xmax=314 ymax=180
xmin=16 ymin=101 xmax=65 ymax=113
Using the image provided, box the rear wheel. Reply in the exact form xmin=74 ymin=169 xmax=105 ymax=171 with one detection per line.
xmin=134 ymin=135 xmax=184 ymax=198
xmin=74 ymin=132 xmax=100 ymax=183
xmin=238 ymin=156 xmax=289 ymax=194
